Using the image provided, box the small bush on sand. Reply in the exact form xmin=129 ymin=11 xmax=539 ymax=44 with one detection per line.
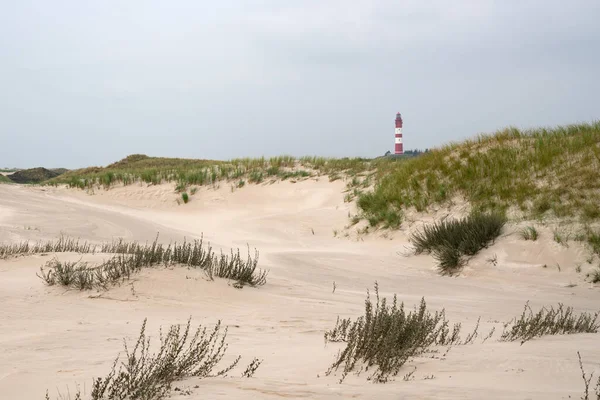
xmin=500 ymin=302 xmax=599 ymax=343
xmin=45 ymin=317 xmax=261 ymax=400
xmin=519 ymin=226 xmax=539 ymax=241
xmin=181 ymin=192 xmax=189 ymax=204
xmin=410 ymin=212 xmax=506 ymax=274
xmin=324 ymin=283 xmax=478 ymax=383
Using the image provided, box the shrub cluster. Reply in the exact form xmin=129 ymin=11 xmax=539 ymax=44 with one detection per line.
xmin=324 ymin=283 xmax=478 ymax=383
xmin=410 ymin=212 xmax=506 ymax=274
xmin=45 ymin=317 xmax=261 ymax=400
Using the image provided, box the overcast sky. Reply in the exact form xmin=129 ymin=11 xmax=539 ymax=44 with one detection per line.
xmin=1 ymin=1 xmax=599 ymax=168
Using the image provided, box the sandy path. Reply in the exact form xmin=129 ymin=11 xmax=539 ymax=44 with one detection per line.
xmin=0 ymin=182 xmax=599 ymax=399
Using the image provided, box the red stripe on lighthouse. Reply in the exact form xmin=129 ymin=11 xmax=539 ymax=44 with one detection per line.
xmin=395 ymin=113 xmax=403 ymax=155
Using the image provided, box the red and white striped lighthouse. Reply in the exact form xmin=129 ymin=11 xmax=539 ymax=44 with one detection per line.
xmin=394 ymin=112 xmax=403 ymax=155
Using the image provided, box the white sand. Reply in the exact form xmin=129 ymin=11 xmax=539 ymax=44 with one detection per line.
xmin=0 ymin=180 xmax=599 ymax=399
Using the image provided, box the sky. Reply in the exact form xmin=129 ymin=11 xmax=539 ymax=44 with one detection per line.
xmin=1 ymin=1 xmax=599 ymax=168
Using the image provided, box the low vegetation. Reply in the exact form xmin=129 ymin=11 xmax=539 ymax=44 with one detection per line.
xmin=0 ymin=235 xmax=94 ymax=259
xmin=323 ymin=283 xmax=600 ymax=388
xmin=36 ymin=236 xmax=267 ymax=289
xmin=588 ymin=229 xmax=600 ymax=256
xmin=324 ymin=283 xmax=479 ymax=383
xmin=519 ymin=226 xmax=539 ymax=241
xmin=45 ymin=317 xmax=261 ymax=400
xmin=0 ymin=174 xmax=13 ymax=183
xmin=7 ymin=167 xmax=66 ymax=184
xmin=587 ymin=267 xmax=600 ymax=284
xmin=409 ymin=212 xmax=506 ymax=274
xmin=358 ymin=121 xmax=600 ymax=227
xmin=47 ymin=153 xmax=398 ymax=192
xmin=500 ymin=302 xmax=599 ymax=343
xmin=0 ymin=234 xmax=267 ymax=287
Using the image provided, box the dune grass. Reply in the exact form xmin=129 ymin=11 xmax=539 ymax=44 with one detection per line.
xmin=324 ymin=283 xmax=479 ymax=383
xmin=588 ymin=230 xmax=600 ymax=256
xmin=358 ymin=121 xmax=600 ymax=226
xmin=36 ymin=235 xmax=267 ymax=289
xmin=519 ymin=226 xmax=539 ymax=241
xmin=47 ymin=153 xmax=394 ymax=192
xmin=0 ymin=234 xmax=267 ymax=288
xmin=409 ymin=212 xmax=506 ymax=274
xmin=45 ymin=317 xmax=261 ymax=400
xmin=500 ymin=302 xmax=599 ymax=343
xmin=0 ymin=174 xmax=13 ymax=184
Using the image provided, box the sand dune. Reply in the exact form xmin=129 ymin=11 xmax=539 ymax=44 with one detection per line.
xmin=0 ymin=181 xmax=598 ymax=399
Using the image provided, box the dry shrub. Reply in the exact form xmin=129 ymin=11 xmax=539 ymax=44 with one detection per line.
xmin=501 ymin=302 xmax=599 ymax=343
xmin=45 ymin=317 xmax=261 ymax=400
xmin=324 ymin=283 xmax=478 ymax=383
xmin=36 ymin=235 xmax=267 ymax=289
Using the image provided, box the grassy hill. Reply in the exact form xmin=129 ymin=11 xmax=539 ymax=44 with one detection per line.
xmin=8 ymin=168 xmax=66 ymax=184
xmin=357 ymin=121 xmax=600 ymax=227
xmin=47 ymin=120 xmax=600 ymax=227
xmin=0 ymin=174 xmax=13 ymax=184
xmin=48 ymin=154 xmax=386 ymax=189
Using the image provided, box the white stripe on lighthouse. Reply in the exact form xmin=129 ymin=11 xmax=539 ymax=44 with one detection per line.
xmin=395 ymin=128 xmax=402 ymax=134
xmin=395 ymin=137 xmax=403 ymax=144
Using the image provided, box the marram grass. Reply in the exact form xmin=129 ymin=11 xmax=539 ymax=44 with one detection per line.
xmin=47 ymin=154 xmax=389 ymax=191
xmin=358 ymin=121 xmax=600 ymax=226
xmin=409 ymin=212 xmax=506 ymax=274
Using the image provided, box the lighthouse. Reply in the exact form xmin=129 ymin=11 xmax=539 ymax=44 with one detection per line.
xmin=395 ymin=112 xmax=403 ymax=155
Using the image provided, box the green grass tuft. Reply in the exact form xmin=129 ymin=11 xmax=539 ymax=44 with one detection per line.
xmin=519 ymin=226 xmax=539 ymax=241
xmin=410 ymin=212 xmax=506 ymax=274
xmin=181 ymin=192 xmax=189 ymax=204
xmin=588 ymin=230 xmax=600 ymax=256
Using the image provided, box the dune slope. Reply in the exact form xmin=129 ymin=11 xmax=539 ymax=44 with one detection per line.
xmin=0 ymin=179 xmax=599 ymax=399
